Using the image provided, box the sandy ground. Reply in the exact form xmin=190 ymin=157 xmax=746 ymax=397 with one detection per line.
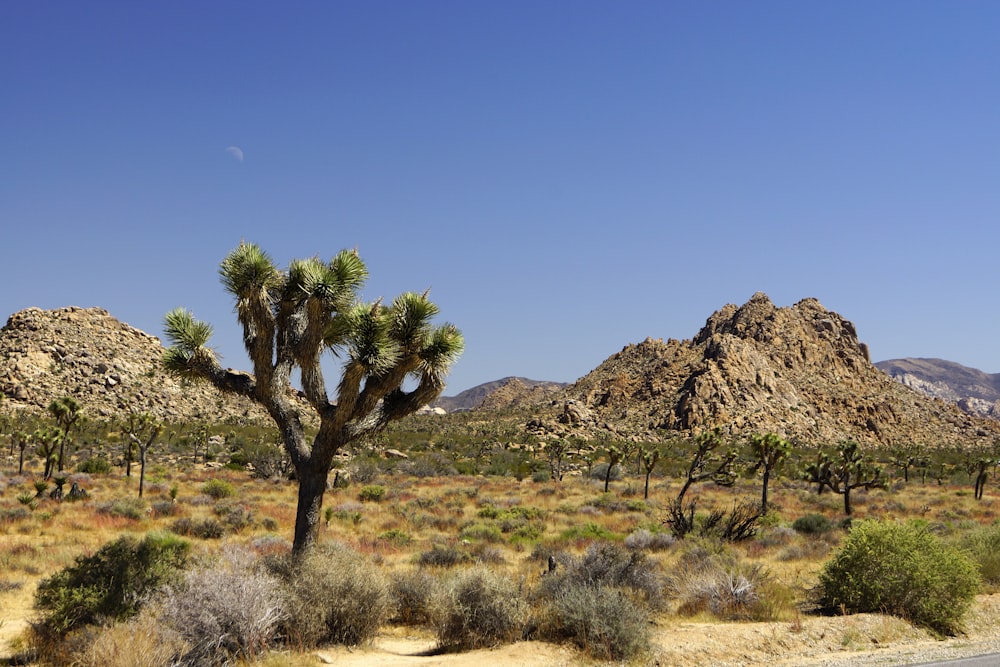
xmin=5 ymin=595 xmax=1000 ymax=666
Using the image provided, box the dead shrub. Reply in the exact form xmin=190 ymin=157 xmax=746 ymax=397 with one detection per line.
xmin=155 ymin=546 xmax=286 ymax=666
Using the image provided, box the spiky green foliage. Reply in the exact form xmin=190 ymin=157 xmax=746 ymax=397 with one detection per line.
xmin=163 ymin=242 xmax=463 ymax=554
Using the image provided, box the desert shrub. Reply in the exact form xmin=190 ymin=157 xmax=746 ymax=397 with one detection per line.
xmin=675 ymin=560 xmax=778 ymax=621
xmin=792 ymin=513 xmax=833 ymax=535
xmin=959 ymin=522 xmax=1000 ymax=586
xmin=170 ymin=517 xmax=225 ymax=539
xmin=624 ymin=528 xmax=676 ymax=552
xmin=379 ymin=528 xmax=412 ymax=546
xmin=417 ymin=544 xmax=474 ymax=568
xmin=391 ymin=568 xmax=440 ymax=625
xmin=75 ymin=456 xmax=112 ymax=475
xmin=589 ymin=463 xmax=622 ymax=482
xmin=78 ymin=611 xmax=186 ymax=667
xmin=559 ymin=522 xmax=616 ymax=542
xmin=402 ymin=452 xmax=458 ymax=477
xmin=539 ymin=541 xmax=666 ymax=610
xmin=241 ymin=441 xmax=292 ymax=479
xmin=279 ymin=541 xmax=392 ymax=646
xmin=358 ymin=484 xmax=387 ymax=502
xmin=818 ymin=520 xmax=981 ymax=635
xmin=200 ymin=478 xmax=234 ymax=499
xmin=156 ymin=546 xmax=286 ymax=666
xmin=213 ymin=500 xmax=253 ymax=531
xmin=431 ymin=566 xmax=528 ymax=650
xmin=537 ymin=582 xmax=650 ymax=661
xmin=151 ymin=500 xmax=181 ymax=518
xmin=34 ymin=532 xmax=190 ymax=637
xmin=459 ymin=522 xmax=504 ymax=543
xmin=95 ymin=497 xmax=147 ymax=520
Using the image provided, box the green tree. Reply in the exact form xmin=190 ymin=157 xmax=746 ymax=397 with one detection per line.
xmin=163 ymin=242 xmax=463 ymax=555
xmin=48 ymin=396 xmax=82 ymax=472
xmin=748 ymin=432 xmax=791 ymax=514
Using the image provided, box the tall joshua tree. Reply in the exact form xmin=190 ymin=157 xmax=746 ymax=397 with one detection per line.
xmin=162 ymin=242 xmax=463 ymax=555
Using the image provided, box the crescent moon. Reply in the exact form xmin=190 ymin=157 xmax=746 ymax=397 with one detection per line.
xmin=225 ymin=146 xmax=244 ymax=162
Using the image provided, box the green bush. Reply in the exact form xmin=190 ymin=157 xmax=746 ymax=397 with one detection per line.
xmin=792 ymin=513 xmax=833 ymax=535
xmin=960 ymin=522 xmax=1000 ymax=586
xmin=359 ymin=484 xmax=387 ymax=502
xmin=75 ymin=457 xmax=112 ymax=474
xmin=34 ymin=533 xmax=190 ymax=636
xmin=818 ymin=520 xmax=980 ymax=635
xmin=201 ymin=478 xmax=235 ymax=499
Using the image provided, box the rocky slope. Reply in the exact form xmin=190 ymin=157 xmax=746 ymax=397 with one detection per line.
xmin=876 ymin=358 xmax=1000 ymax=420
xmin=0 ymin=306 xmax=269 ymax=424
xmin=434 ymin=377 xmax=566 ymax=412
xmin=531 ymin=293 xmax=1000 ymax=448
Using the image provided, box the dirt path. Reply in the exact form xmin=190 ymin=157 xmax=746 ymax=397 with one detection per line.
xmin=6 ymin=596 xmax=1000 ymax=666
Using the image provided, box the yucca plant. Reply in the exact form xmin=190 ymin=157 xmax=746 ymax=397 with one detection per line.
xmin=163 ymin=242 xmax=463 ymax=555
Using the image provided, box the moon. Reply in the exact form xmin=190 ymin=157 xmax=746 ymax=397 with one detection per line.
xmin=225 ymin=146 xmax=244 ymax=162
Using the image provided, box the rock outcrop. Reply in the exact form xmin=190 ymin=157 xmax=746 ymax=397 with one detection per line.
xmin=0 ymin=306 xmax=270 ymax=424
xmin=546 ymin=293 xmax=999 ymax=447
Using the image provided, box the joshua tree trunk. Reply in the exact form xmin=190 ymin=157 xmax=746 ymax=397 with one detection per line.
xmin=293 ymin=462 xmax=331 ymax=551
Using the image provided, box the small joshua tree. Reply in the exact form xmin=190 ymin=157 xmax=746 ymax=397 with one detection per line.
xmin=747 ymin=432 xmax=791 ymax=514
xmin=811 ymin=440 xmax=885 ymax=515
xmin=163 ymin=242 xmax=463 ymax=555
xmin=125 ymin=411 xmax=163 ymax=498
xmin=48 ymin=396 xmax=82 ymax=473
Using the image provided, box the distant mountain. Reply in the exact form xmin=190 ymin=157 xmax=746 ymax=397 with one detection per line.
xmin=525 ymin=292 xmax=1000 ymax=448
xmin=434 ymin=377 xmax=567 ymax=412
xmin=876 ymin=358 xmax=1000 ymax=420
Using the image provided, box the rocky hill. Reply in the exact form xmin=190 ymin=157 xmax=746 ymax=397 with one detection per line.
xmin=0 ymin=306 xmax=270 ymax=424
xmin=529 ymin=293 xmax=1000 ymax=448
xmin=876 ymin=358 xmax=1000 ymax=420
xmin=433 ymin=377 xmax=567 ymax=412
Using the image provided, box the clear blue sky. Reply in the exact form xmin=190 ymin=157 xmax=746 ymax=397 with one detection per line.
xmin=3 ymin=2 xmax=999 ymax=395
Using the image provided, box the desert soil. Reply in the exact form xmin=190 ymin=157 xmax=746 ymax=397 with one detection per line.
xmin=6 ymin=594 xmax=1000 ymax=666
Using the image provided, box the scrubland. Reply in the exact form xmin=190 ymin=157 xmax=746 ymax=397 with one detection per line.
xmin=4 ymin=434 xmax=1000 ymax=666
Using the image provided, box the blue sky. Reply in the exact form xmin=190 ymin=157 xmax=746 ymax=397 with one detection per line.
xmin=2 ymin=2 xmax=999 ymax=395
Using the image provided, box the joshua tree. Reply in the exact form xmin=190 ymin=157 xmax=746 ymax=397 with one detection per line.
xmin=666 ymin=428 xmax=738 ymax=537
xmin=640 ymin=445 xmax=660 ymax=500
xmin=34 ymin=427 xmax=63 ymax=479
xmin=601 ymin=440 xmax=632 ymax=493
xmin=748 ymin=432 xmax=791 ymax=514
xmin=12 ymin=430 xmax=29 ymax=475
xmin=48 ymin=396 xmax=82 ymax=472
xmin=812 ymin=440 xmax=885 ymax=515
xmin=125 ymin=411 xmax=163 ymax=498
xmin=163 ymin=242 xmax=463 ymax=555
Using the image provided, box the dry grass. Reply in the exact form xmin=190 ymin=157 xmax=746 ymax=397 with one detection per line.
xmin=5 ymin=450 xmax=1000 ymax=664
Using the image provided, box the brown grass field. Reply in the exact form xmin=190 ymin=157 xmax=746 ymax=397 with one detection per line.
xmin=5 ymin=452 xmax=1000 ymax=666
